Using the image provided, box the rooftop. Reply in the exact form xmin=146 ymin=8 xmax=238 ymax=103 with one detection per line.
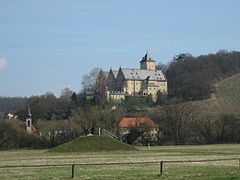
xmin=140 ymin=53 xmax=156 ymax=62
xmin=121 ymin=68 xmax=166 ymax=81
xmin=119 ymin=117 xmax=158 ymax=128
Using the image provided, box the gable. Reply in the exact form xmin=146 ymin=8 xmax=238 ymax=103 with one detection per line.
xmin=116 ymin=68 xmax=125 ymax=81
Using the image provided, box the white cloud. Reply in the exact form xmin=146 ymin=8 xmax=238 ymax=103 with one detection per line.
xmin=0 ymin=58 xmax=7 ymax=71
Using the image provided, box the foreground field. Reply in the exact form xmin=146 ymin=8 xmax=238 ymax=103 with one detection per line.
xmin=0 ymin=144 xmax=239 ymax=180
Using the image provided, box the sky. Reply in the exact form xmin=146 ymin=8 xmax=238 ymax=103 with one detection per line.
xmin=0 ymin=0 xmax=240 ymax=97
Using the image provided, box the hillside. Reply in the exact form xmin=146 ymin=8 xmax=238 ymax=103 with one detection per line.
xmin=0 ymin=97 xmax=27 ymax=113
xmin=191 ymin=73 xmax=240 ymax=118
xmin=215 ymin=73 xmax=240 ymax=98
xmin=166 ymin=51 xmax=240 ymax=100
xmin=48 ymin=135 xmax=137 ymax=153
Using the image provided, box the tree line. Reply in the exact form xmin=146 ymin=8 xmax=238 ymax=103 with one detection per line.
xmin=165 ymin=50 xmax=240 ymax=100
xmin=1 ymin=50 xmax=240 ymax=148
xmin=0 ymin=97 xmax=27 ymax=114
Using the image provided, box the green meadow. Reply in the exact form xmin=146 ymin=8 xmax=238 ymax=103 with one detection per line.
xmin=0 ymin=144 xmax=239 ymax=180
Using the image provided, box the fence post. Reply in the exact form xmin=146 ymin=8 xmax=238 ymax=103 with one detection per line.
xmin=72 ymin=165 xmax=75 ymax=179
xmin=239 ymin=158 xmax=240 ymax=170
xmin=159 ymin=161 xmax=163 ymax=176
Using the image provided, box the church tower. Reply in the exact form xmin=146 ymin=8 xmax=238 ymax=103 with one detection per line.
xmin=26 ymin=106 xmax=32 ymax=133
xmin=140 ymin=53 xmax=156 ymax=70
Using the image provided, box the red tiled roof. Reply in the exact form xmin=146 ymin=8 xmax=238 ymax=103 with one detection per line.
xmin=32 ymin=125 xmax=36 ymax=132
xmin=119 ymin=117 xmax=158 ymax=128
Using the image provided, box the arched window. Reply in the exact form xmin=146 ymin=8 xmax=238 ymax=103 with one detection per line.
xmin=27 ymin=120 xmax=31 ymax=127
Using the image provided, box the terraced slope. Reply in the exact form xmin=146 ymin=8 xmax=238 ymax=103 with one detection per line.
xmin=216 ymin=73 xmax=240 ymax=98
xmin=191 ymin=73 xmax=240 ymax=118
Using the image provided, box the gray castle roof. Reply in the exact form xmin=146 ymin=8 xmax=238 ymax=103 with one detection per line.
xmin=121 ymin=68 xmax=166 ymax=81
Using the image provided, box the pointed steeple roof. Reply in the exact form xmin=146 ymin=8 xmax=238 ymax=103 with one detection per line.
xmin=140 ymin=52 xmax=156 ymax=62
xmin=27 ymin=105 xmax=32 ymax=118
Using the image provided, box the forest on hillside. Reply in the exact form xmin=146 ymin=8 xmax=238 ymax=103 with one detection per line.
xmin=0 ymin=97 xmax=27 ymax=114
xmin=2 ymin=50 xmax=240 ymax=113
xmin=165 ymin=50 xmax=240 ymax=100
xmin=1 ymin=50 xmax=240 ymax=148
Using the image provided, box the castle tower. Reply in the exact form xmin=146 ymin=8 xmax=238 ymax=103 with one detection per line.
xmin=26 ymin=106 xmax=32 ymax=133
xmin=140 ymin=53 xmax=156 ymax=70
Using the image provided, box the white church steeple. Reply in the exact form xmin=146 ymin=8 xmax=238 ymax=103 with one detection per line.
xmin=26 ymin=105 xmax=33 ymax=133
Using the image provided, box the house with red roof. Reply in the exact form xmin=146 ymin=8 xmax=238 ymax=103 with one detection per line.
xmin=119 ymin=117 xmax=159 ymax=143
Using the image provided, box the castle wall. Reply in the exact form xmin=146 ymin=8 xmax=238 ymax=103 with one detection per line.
xmin=106 ymin=53 xmax=168 ymax=102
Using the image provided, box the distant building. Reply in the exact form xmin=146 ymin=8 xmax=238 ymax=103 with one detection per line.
xmin=84 ymin=90 xmax=98 ymax=100
xmin=18 ymin=106 xmax=36 ymax=133
xmin=107 ymin=53 xmax=167 ymax=101
xmin=119 ymin=117 xmax=159 ymax=138
xmin=5 ymin=113 xmax=18 ymax=119
xmin=106 ymin=91 xmax=126 ymax=101
xmin=26 ymin=106 xmax=34 ymax=133
xmin=19 ymin=121 xmax=36 ymax=132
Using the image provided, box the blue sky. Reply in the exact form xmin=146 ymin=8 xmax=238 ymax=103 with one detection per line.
xmin=0 ymin=0 xmax=240 ymax=97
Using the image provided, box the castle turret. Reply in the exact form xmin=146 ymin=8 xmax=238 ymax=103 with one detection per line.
xmin=140 ymin=53 xmax=156 ymax=70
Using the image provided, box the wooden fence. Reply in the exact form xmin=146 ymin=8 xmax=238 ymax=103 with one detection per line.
xmin=0 ymin=157 xmax=239 ymax=178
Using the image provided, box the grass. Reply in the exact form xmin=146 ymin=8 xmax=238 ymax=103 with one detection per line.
xmin=185 ymin=73 xmax=240 ymax=120
xmin=216 ymin=74 xmax=240 ymax=98
xmin=47 ymin=135 xmax=137 ymax=153
xmin=0 ymin=144 xmax=239 ymax=179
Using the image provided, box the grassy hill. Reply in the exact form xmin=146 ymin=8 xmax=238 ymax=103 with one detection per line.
xmin=191 ymin=73 xmax=240 ymax=119
xmin=216 ymin=73 xmax=240 ymax=98
xmin=48 ymin=135 xmax=137 ymax=153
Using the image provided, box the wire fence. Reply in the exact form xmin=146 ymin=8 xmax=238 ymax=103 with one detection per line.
xmin=0 ymin=157 xmax=239 ymax=178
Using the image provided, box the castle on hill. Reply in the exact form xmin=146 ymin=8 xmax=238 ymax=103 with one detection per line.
xmin=106 ymin=53 xmax=168 ymax=101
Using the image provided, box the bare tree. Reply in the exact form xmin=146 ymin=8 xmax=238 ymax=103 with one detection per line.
xmin=60 ymin=87 xmax=73 ymax=98
xmin=69 ymin=106 xmax=101 ymax=135
xmin=0 ymin=120 xmax=19 ymax=148
xmin=151 ymin=102 xmax=194 ymax=145
xmin=36 ymin=120 xmax=74 ymax=147
xmin=81 ymin=68 xmax=101 ymax=91
xmin=197 ymin=113 xmax=240 ymax=144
